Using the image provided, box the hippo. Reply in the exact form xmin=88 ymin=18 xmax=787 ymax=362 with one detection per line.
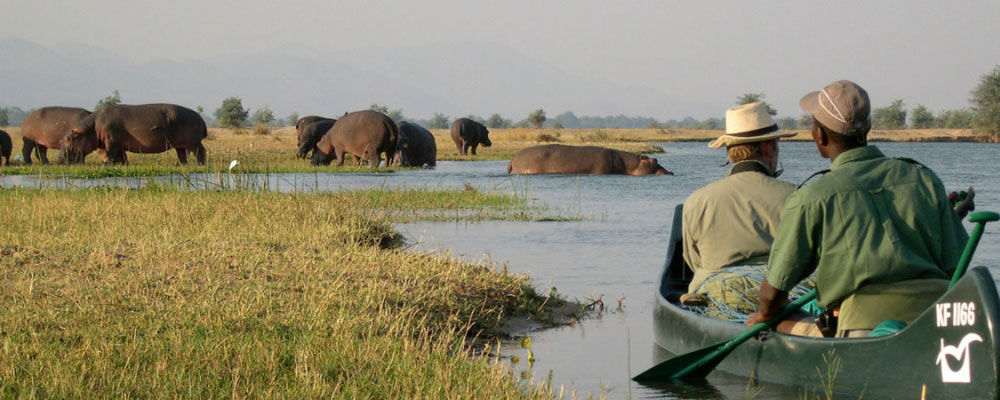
xmin=392 ymin=121 xmax=437 ymax=167
xmin=20 ymin=107 xmax=93 ymax=164
xmin=296 ymin=115 xmax=335 ymax=141
xmin=450 ymin=118 xmax=491 ymax=156
xmin=296 ymin=119 xmax=336 ymax=159
xmin=0 ymin=129 xmax=10 ymax=166
xmin=61 ymin=104 xmax=208 ymax=165
xmin=507 ymin=144 xmax=672 ymax=176
xmin=311 ymin=110 xmax=398 ymax=167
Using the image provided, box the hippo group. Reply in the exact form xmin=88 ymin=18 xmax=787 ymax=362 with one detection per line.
xmin=311 ymin=110 xmax=398 ymax=167
xmin=61 ymin=103 xmax=208 ymax=165
xmin=508 ymin=144 xmax=672 ymax=176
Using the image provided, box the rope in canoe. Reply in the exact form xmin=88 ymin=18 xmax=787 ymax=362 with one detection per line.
xmin=680 ymin=265 xmax=816 ymax=323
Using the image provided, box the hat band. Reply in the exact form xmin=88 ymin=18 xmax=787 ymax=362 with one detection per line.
xmin=727 ymin=124 xmax=778 ymax=138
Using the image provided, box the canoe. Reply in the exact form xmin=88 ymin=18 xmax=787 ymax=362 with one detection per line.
xmin=649 ymin=204 xmax=1000 ymax=399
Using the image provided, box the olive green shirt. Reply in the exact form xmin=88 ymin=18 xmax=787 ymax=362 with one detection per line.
xmin=683 ymin=161 xmax=796 ymax=292
xmin=766 ymin=146 xmax=968 ymax=309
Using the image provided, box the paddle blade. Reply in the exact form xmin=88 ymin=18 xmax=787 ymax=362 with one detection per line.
xmin=632 ymin=341 xmax=729 ymax=382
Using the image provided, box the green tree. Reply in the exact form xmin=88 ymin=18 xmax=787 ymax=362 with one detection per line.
xmin=697 ymin=117 xmax=723 ymax=130
xmin=797 ymin=113 xmax=813 ymax=129
xmin=937 ymin=109 xmax=974 ymax=129
xmin=736 ymin=93 xmax=777 ymax=116
xmin=370 ymin=104 xmax=404 ymax=122
xmin=486 ymin=113 xmax=511 ymax=129
xmin=252 ymin=106 xmax=275 ymax=126
xmin=527 ymin=109 xmax=547 ymax=128
xmin=971 ymin=65 xmax=1000 ymax=137
xmin=0 ymin=107 xmax=8 ymax=126
xmin=909 ymin=105 xmax=935 ymax=129
xmin=872 ymin=99 xmax=907 ymax=130
xmin=94 ymin=89 xmax=121 ymax=112
xmin=286 ymin=112 xmax=299 ymax=126
xmin=427 ymin=113 xmax=450 ymax=129
xmin=775 ymin=116 xmax=797 ymax=130
xmin=215 ymin=97 xmax=249 ymax=129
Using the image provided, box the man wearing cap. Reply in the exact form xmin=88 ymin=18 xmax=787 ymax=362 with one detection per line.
xmin=748 ymin=80 xmax=972 ymax=337
xmin=681 ymin=102 xmax=797 ymax=311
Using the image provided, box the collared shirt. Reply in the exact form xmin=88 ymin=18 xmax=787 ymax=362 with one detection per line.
xmin=683 ymin=160 xmax=796 ymax=292
xmin=766 ymin=146 xmax=969 ymax=308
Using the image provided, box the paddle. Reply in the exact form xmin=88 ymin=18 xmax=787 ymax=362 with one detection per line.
xmin=949 ymin=211 xmax=1000 ymax=289
xmin=632 ymin=288 xmax=816 ymax=382
xmin=634 ymin=210 xmax=1000 ymax=384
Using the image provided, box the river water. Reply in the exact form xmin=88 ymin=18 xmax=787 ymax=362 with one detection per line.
xmin=2 ymin=141 xmax=998 ymax=398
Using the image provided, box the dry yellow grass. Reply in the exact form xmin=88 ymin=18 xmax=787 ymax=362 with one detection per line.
xmin=0 ymin=186 xmax=566 ymax=399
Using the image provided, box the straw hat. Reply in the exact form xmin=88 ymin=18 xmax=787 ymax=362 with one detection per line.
xmin=708 ymin=102 xmax=795 ymax=149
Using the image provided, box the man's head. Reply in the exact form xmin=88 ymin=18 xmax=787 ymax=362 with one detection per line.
xmin=799 ymin=80 xmax=872 ymax=160
xmin=710 ymin=102 xmax=795 ymax=174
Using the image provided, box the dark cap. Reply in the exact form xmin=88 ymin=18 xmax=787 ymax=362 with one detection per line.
xmin=799 ymin=80 xmax=871 ymax=136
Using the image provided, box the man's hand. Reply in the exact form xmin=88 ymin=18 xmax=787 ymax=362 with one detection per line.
xmin=745 ymin=312 xmax=769 ymax=327
xmin=949 ymin=186 xmax=976 ymax=219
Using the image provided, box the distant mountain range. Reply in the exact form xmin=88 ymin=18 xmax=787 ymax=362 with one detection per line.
xmin=0 ymin=37 xmax=702 ymax=122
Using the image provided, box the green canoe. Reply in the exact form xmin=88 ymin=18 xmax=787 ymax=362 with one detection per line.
xmin=648 ymin=204 xmax=1000 ymax=399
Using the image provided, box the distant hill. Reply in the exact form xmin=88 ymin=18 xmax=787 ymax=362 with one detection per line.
xmin=0 ymin=37 xmax=689 ymax=121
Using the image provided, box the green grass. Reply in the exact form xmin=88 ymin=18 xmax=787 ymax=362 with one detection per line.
xmin=0 ymin=187 xmax=573 ymax=399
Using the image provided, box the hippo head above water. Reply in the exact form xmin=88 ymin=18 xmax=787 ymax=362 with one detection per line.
xmin=634 ymin=155 xmax=673 ymax=176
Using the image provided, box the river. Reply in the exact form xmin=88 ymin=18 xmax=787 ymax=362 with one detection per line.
xmin=2 ymin=141 xmax=997 ymax=398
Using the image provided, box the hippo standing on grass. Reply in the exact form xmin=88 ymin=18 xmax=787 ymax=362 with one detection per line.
xmin=0 ymin=129 xmax=11 ymax=166
xmin=20 ymin=107 xmax=92 ymax=164
xmin=392 ymin=121 xmax=436 ymax=167
xmin=311 ymin=110 xmax=398 ymax=167
xmin=507 ymin=144 xmax=672 ymax=175
xmin=295 ymin=115 xmax=335 ymax=141
xmin=450 ymin=118 xmax=491 ymax=156
xmin=296 ymin=119 xmax=337 ymax=159
xmin=61 ymin=104 xmax=208 ymax=165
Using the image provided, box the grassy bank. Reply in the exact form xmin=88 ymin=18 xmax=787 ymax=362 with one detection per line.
xmin=0 ymin=187 xmax=570 ymax=398
xmin=1 ymin=125 xmax=986 ymax=176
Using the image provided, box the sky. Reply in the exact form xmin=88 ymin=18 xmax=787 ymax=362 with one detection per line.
xmin=4 ymin=0 xmax=1000 ymax=119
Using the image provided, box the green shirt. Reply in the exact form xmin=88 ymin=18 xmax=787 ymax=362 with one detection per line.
xmin=766 ymin=146 xmax=968 ymax=308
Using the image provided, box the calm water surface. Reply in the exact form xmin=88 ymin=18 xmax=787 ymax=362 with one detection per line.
xmin=2 ymin=141 xmax=998 ymax=398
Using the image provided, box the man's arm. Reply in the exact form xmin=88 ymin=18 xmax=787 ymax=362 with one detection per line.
xmin=746 ymin=278 xmax=789 ymax=326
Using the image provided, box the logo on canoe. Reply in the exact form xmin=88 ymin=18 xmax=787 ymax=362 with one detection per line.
xmin=936 ymin=333 xmax=983 ymax=383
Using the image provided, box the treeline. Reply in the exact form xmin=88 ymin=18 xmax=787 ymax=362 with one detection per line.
xmin=3 ymin=65 xmax=999 ymax=138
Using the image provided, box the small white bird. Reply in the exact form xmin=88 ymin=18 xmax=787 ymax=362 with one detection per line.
xmin=229 ymin=160 xmax=239 ymax=171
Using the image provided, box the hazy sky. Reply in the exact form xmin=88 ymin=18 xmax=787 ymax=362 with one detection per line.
xmin=5 ymin=1 xmax=1000 ymax=118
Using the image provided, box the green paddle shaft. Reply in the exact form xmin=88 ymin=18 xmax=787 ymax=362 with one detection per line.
xmin=633 ymin=289 xmax=816 ymax=382
xmin=949 ymin=211 xmax=1000 ymax=289
xmin=669 ymin=289 xmax=816 ymax=380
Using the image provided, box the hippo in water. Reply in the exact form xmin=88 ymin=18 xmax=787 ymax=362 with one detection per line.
xmin=450 ymin=118 xmax=491 ymax=156
xmin=392 ymin=121 xmax=436 ymax=167
xmin=296 ymin=119 xmax=336 ymax=159
xmin=311 ymin=110 xmax=398 ymax=167
xmin=61 ymin=104 xmax=208 ymax=165
xmin=507 ymin=144 xmax=672 ymax=176
xmin=20 ymin=107 xmax=93 ymax=164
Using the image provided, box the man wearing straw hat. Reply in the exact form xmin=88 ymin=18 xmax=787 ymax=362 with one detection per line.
xmin=680 ymin=102 xmax=797 ymax=312
xmin=750 ymin=80 xmax=973 ymax=337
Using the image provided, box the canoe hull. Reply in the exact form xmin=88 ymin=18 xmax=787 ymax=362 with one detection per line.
xmin=650 ymin=205 xmax=1000 ymax=398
